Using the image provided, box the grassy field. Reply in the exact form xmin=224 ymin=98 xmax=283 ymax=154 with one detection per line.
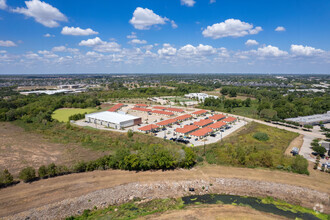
xmin=52 ymin=108 xmax=97 ymax=122
xmin=200 ymin=122 xmax=300 ymax=172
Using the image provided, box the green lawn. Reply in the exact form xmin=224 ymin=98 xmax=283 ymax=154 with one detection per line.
xmin=52 ymin=108 xmax=97 ymax=122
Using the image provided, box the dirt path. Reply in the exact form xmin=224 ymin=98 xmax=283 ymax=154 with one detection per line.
xmin=142 ymin=204 xmax=287 ymax=220
xmin=0 ymin=122 xmax=106 ymax=175
xmin=0 ymin=166 xmax=329 ymax=218
xmin=285 ymin=134 xmax=304 ymax=156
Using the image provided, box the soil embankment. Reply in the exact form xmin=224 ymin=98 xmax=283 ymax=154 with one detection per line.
xmin=0 ymin=166 xmax=329 ymax=219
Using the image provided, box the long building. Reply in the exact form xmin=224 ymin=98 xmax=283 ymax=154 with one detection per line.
xmin=285 ymin=111 xmax=330 ymax=125
xmin=85 ymin=111 xmax=141 ymax=129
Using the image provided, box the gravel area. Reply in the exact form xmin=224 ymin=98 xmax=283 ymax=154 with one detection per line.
xmin=5 ymin=178 xmax=329 ymax=220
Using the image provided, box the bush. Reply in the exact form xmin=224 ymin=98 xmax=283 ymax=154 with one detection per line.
xmin=38 ymin=165 xmax=48 ymax=178
xmin=73 ymin=161 xmax=87 ymax=173
xmin=253 ymin=132 xmax=269 ymax=141
xmin=0 ymin=169 xmax=14 ymax=187
xmin=19 ymin=167 xmax=37 ymax=182
xmin=291 ymin=155 xmax=309 ymax=175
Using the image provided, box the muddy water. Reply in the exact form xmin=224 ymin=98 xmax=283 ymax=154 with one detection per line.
xmin=182 ymin=194 xmax=320 ymax=220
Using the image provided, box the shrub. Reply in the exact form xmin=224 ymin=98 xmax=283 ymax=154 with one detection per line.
xmin=253 ymin=132 xmax=269 ymax=141
xmin=0 ymin=169 xmax=14 ymax=187
xmin=47 ymin=163 xmax=57 ymax=177
xmin=291 ymin=155 xmax=309 ymax=175
xmin=38 ymin=165 xmax=48 ymax=178
xmin=19 ymin=167 xmax=37 ymax=182
xmin=73 ymin=161 xmax=87 ymax=173
xmin=127 ymin=129 xmax=134 ymax=138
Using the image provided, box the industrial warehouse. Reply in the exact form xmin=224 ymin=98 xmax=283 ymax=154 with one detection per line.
xmin=285 ymin=111 xmax=330 ymax=125
xmin=85 ymin=111 xmax=142 ymax=129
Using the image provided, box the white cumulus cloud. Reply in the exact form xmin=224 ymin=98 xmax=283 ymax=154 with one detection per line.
xmin=79 ymin=37 xmax=104 ymax=46
xmin=290 ymin=44 xmax=324 ymax=56
xmin=0 ymin=0 xmax=7 ymax=10
xmin=275 ymin=26 xmax=285 ymax=32
xmin=0 ymin=40 xmax=17 ymax=47
xmin=129 ymin=39 xmax=147 ymax=44
xmin=245 ymin=39 xmax=259 ymax=46
xmin=52 ymin=46 xmax=79 ymax=53
xmin=44 ymin=33 xmax=55 ymax=37
xmin=12 ymin=0 xmax=67 ymax=28
xmin=61 ymin=26 xmax=98 ymax=36
xmin=158 ymin=43 xmax=177 ymax=57
xmin=202 ymin=19 xmax=262 ymax=39
xmin=256 ymin=45 xmax=288 ymax=57
xmin=181 ymin=0 xmax=196 ymax=7
xmin=127 ymin=32 xmax=137 ymax=39
xmin=129 ymin=7 xmax=175 ymax=30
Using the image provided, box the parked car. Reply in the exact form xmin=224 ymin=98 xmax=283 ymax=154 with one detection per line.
xmin=195 ymin=138 xmax=198 ymax=141
xmin=210 ymin=134 xmax=216 ymax=137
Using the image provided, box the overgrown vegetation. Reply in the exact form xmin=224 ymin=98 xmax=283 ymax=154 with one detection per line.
xmin=66 ymin=195 xmax=329 ymax=220
xmin=66 ymin=198 xmax=184 ymax=220
xmin=199 ymin=122 xmax=309 ymax=175
xmin=10 ymin=145 xmax=196 ymax=185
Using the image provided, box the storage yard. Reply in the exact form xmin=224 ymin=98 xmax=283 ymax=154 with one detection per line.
xmin=77 ymin=103 xmax=247 ymax=146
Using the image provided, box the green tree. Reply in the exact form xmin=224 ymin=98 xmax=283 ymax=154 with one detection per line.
xmin=312 ymin=146 xmax=326 ymax=155
xmin=47 ymin=163 xmax=57 ymax=177
xmin=38 ymin=165 xmax=48 ymax=178
xmin=19 ymin=167 xmax=36 ymax=182
xmin=0 ymin=169 xmax=14 ymax=187
xmin=291 ymin=155 xmax=309 ymax=175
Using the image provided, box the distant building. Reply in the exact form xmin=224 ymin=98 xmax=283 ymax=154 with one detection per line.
xmin=184 ymin=93 xmax=218 ymax=101
xmin=320 ymin=141 xmax=330 ymax=151
xmin=85 ymin=111 xmax=141 ymax=129
xmin=285 ymin=111 xmax=330 ymax=126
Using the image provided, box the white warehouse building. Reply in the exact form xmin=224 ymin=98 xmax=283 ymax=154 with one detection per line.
xmin=184 ymin=93 xmax=218 ymax=102
xmin=85 ymin=111 xmax=142 ymax=129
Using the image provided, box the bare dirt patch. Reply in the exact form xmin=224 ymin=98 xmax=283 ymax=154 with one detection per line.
xmin=0 ymin=122 xmax=106 ymax=175
xmin=285 ymin=134 xmax=304 ymax=156
xmin=142 ymin=204 xmax=286 ymax=220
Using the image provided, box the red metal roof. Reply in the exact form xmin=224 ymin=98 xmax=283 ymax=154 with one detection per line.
xmin=175 ymin=114 xmax=192 ymax=121
xmin=138 ymin=124 xmax=159 ymax=131
xmin=194 ymin=119 xmax=213 ymax=127
xmin=190 ymin=127 xmax=213 ymax=137
xmin=131 ymin=107 xmax=152 ymax=112
xmin=107 ymin=103 xmax=124 ymax=112
xmin=135 ymin=103 xmax=148 ymax=107
xmin=166 ymin=107 xmax=184 ymax=112
xmin=209 ymin=114 xmax=226 ymax=121
xmin=151 ymin=110 xmax=174 ymax=116
xmin=192 ymin=109 xmax=208 ymax=115
xmin=222 ymin=117 xmax=237 ymax=123
xmin=156 ymin=118 xmax=178 ymax=126
xmin=175 ymin=125 xmax=199 ymax=134
xmin=153 ymin=106 xmax=167 ymax=110
xmin=208 ymin=121 xmax=227 ymax=129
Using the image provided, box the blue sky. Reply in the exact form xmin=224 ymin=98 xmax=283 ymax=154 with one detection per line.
xmin=0 ymin=0 xmax=329 ymax=74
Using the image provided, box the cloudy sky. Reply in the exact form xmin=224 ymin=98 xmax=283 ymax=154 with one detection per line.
xmin=0 ymin=0 xmax=329 ymax=74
